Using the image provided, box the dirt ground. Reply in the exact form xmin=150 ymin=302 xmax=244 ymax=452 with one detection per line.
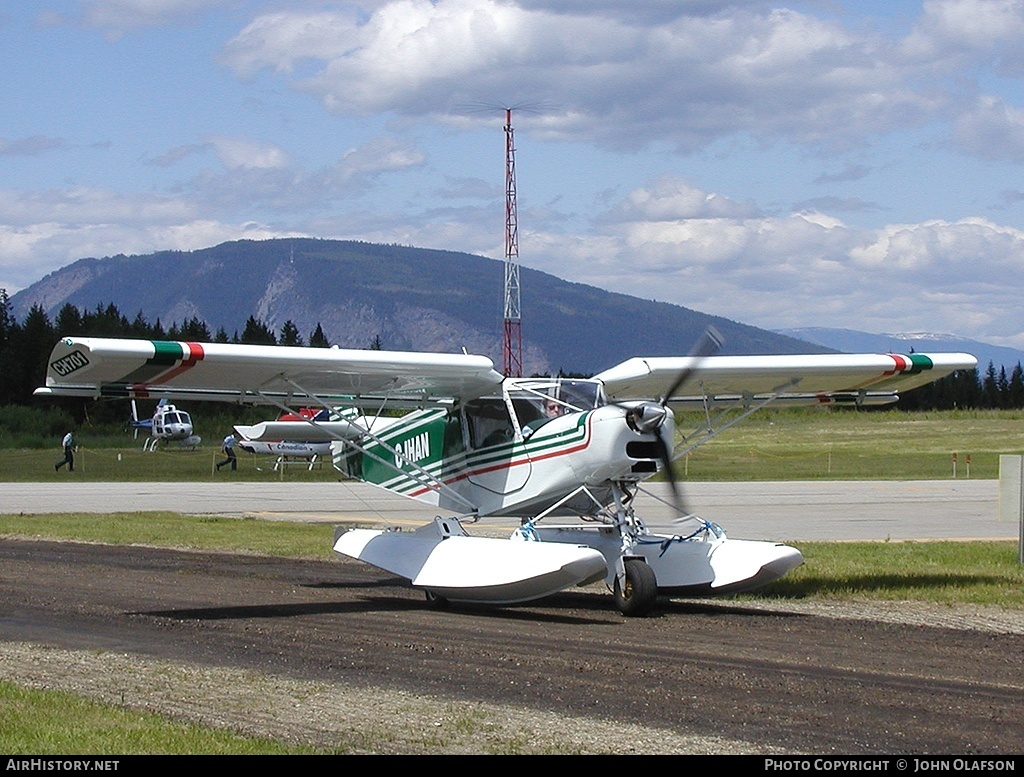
xmin=2 ymin=537 xmax=1023 ymax=755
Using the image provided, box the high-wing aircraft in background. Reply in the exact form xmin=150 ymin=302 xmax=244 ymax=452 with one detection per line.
xmin=128 ymin=397 xmax=201 ymax=451
xmin=234 ymin=407 xmax=337 ymax=469
xmin=37 ymin=334 xmax=976 ymax=616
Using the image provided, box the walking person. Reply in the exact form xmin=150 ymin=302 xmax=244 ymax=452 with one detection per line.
xmin=216 ymin=432 xmax=237 ymax=471
xmin=55 ymin=431 xmax=75 ymax=472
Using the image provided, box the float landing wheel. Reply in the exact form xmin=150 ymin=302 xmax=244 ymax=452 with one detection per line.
xmin=613 ymin=559 xmax=657 ymax=616
xmin=424 ymin=590 xmax=450 ymax=609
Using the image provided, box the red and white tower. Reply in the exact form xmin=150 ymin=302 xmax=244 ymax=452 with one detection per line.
xmin=502 ymin=108 xmax=523 ymax=377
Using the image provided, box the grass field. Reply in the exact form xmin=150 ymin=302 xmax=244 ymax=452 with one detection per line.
xmin=0 ymin=681 xmax=322 ymax=755
xmin=5 ymin=407 xmax=1024 ymax=482
xmin=675 ymin=407 xmax=1024 ymax=481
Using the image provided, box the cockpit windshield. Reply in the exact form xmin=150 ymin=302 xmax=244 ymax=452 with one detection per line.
xmin=462 ymin=378 xmax=603 ymax=448
xmin=506 ymin=378 xmax=603 ymax=434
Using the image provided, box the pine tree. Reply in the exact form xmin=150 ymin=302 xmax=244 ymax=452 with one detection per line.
xmin=279 ymin=320 xmax=303 ymax=346
xmin=54 ymin=303 xmax=83 ymax=336
xmin=178 ymin=317 xmax=212 ymax=341
xmin=982 ymin=362 xmax=1000 ymax=408
xmin=0 ymin=289 xmax=19 ymax=405
xmin=309 ymin=323 xmax=330 ymax=348
xmin=18 ymin=304 xmax=56 ymax=407
xmin=241 ymin=316 xmax=276 ymax=345
xmin=128 ymin=311 xmax=151 ymax=338
xmin=1009 ymin=363 xmax=1024 ymax=409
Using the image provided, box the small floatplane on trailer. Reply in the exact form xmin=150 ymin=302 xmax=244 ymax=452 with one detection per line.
xmin=36 ymin=333 xmax=976 ymax=615
xmin=234 ymin=408 xmax=334 ymax=470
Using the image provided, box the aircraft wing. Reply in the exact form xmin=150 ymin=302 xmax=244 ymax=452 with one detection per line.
xmin=35 ymin=337 xmax=505 ymax=408
xmin=594 ymin=352 xmax=978 ymax=406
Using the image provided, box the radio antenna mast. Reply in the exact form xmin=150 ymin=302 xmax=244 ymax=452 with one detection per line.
xmin=502 ymin=107 xmax=523 ymax=378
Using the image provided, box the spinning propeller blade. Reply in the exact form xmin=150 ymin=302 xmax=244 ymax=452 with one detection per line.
xmin=656 ymin=326 xmax=724 ymax=517
xmin=606 ymin=326 xmax=724 ymax=518
xmin=659 ymin=325 xmax=724 ymax=407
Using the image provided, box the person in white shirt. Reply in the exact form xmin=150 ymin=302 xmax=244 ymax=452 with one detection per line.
xmin=55 ymin=431 xmax=75 ymax=472
xmin=216 ymin=433 xmax=237 ymax=471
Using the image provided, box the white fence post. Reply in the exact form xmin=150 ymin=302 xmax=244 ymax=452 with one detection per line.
xmin=998 ymin=454 xmax=1024 ymax=564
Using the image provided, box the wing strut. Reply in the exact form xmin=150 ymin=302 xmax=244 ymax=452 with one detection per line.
xmin=531 ymin=485 xmax=611 ymax=524
xmin=257 ymin=377 xmax=481 ymax=516
xmin=672 ymin=379 xmax=800 ymax=460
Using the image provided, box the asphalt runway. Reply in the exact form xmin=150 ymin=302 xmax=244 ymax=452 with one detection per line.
xmin=3 ymin=478 xmax=1016 ymax=542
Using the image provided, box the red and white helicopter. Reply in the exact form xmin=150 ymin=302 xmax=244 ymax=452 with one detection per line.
xmin=36 ymin=332 xmax=976 ymax=615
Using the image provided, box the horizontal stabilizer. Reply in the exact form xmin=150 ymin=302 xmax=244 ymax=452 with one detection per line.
xmin=334 ymin=519 xmax=607 ymax=604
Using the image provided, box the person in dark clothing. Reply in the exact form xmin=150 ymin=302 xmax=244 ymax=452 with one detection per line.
xmin=55 ymin=431 xmax=75 ymax=472
xmin=216 ymin=433 xmax=237 ymax=471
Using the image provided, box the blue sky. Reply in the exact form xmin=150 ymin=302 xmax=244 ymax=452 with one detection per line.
xmin=4 ymin=1 xmax=1024 ymax=350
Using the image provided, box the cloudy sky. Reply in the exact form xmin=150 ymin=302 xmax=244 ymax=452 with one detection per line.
xmin=4 ymin=1 xmax=1024 ymax=349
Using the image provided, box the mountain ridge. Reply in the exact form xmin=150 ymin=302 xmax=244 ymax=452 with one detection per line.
xmin=15 ymin=239 xmax=1013 ymax=374
xmin=10 ymin=238 xmax=836 ymax=375
xmin=775 ymin=327 xmax=1022 ymax=372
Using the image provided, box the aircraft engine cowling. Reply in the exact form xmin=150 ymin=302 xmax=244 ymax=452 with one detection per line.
xmin=623 ymin=401 xmax=669 ymax=434
xmin=572 ymin=404 xmax=674 ymax=485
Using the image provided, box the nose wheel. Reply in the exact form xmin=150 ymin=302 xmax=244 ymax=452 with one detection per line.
xmin=613 ymin=558 xmax=657 ymax=616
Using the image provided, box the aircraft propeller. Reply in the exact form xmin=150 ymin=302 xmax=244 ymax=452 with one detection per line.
xmin=621 ymin=326 xmax=723 ymax=518
xmin=658 ymin=326 xmax=724 ymax=408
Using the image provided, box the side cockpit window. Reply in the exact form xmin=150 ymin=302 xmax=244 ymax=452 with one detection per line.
xmin=464 ymin=380 xmax=604 ymax=447
xmin=464 ymin=398 xmax=514 ymax=448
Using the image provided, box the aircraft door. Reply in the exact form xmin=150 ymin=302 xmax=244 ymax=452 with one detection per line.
xmin=463 ymin=399 xmax=531 ymax=495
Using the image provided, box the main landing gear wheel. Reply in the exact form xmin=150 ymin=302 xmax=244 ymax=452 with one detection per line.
xmin=424 ymin=590 xmax=450 ymax=609
xmin=613 ymin=558 xmax=657 ymax=617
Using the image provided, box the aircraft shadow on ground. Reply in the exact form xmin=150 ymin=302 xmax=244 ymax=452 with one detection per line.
xmin=301 ymin=576 xmax=408 ymax=590
xmin=134 ymin=583 xmax=615 ymax=626
xmin=134 ymin=571 xmax=995 ymax=624
xmin=754 ymin=571 xmax=1004 ymax=599
xmin=658 ymin=598 xmax=806 ymax=618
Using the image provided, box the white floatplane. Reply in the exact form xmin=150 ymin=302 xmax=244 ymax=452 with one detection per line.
xmin=36 ymin=332 xmax=976 ymax=615
xmin=234 ymin=407 xmax=335 ymax=469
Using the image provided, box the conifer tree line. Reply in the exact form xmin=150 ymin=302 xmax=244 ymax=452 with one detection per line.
xmin=0 ymin=292 xmax=330 ymax=409
xmin=1 ymin=290 xmax=1020 ymax=411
